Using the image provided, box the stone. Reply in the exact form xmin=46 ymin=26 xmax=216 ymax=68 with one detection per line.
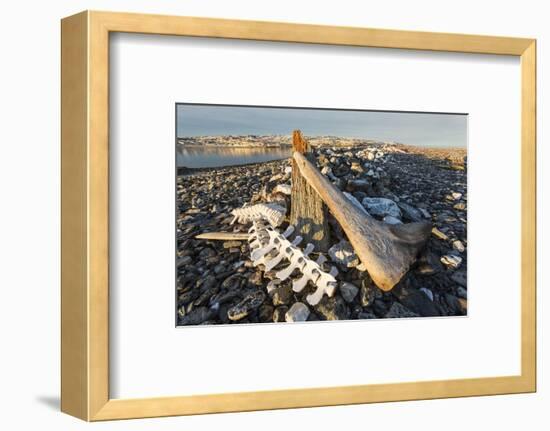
xmin=200 ymin=275 xmax=217 ymax=292
xmin=210 ymin=290 xmax=240 ymax=307
xmin=431 ymin=227 xmax=449 ymax=240
xmin=223 ymin=240 xmax=242 ymax=249
xmin=258 ymin=304 xmax=274 ymax=322
xmin=273 ymin=306 xmax=289 ymax=322
xmin=273 ymin=183 xmax=291 ymax=195
xmin=177 ymin=255 xmax=193 ymax=267
xmin=198 ymin=247 xmax=216 ymax=259
xmin=416 ymin=263 xmax=437 ymax=275
xmin=360 ymin=279 xmax=377 ymax=307
xmin=362 ymin=197 xmax=402 ymax=219
xmin=333 ymin=164 xmax=350 ymax=177
xmin=178 ymin=289 xmax=199 ymax=305
xmin=194 ymin=287 xmax=218 ymax=306
xmin=350 ymin=161 xmax=365 ymax=174
xmin=457 ymin=286 xmax=467 ymax=299
xmin=285 ymin=302 xmax=310 ymax=322
xmin=452 ymin=240 xmax=465 ymax=253
xmin=213 ymin=264 xmax=227 ymax=275
xmin=228 ymin=290 xmax=266 ymax=321
xmin=452 ymin=192 xmax=463 ymax=200
xmin=344 ymin=192 xmax=369 ymax=215
xmin=418 ymin=208 xmax=431 ymax=219
xmin=315 ymin=296 xmax=350 ymax=321
xmin=383 ymin=215 xmax=402 ymax=225
xmin=178 ymin=306 xmax=215 ymax=325
xmin=451 ymin=270 xmax=467 ymax=287
xmin=328 ymin=240 xmax=360 ymax=268
xmin=248 ymin=271 xmax=264 ymax=286
xmin=384 ymin=302 xmax=420 ymax=318
xmin=221 ymin=273 xmax=244 ymax=290
xmin=392 ymin=286 xmax=441 ymax=317
xmin=441 ymin=254 xmax=463 ymax=269
xmin=271 ymin=284 xmax=293 ymax=306
xmin=453 ymin=202 xmax=466 ymax=210
xmin=372 ymin=299 xmax=388 ymax=316
xmin=339 ymin=282 xmax=359 ymax=303
xmin=445 ymin=293 xmax=467 ymax=315
xmin=346 ymin=179 xmax=370 ymax=193
xmin=397 ymin=202 xmax=423 ymax=222
xmin=358 ymin=310 xmax=377 ymax=319
xmin=419 ymin=287 xmax=434 ymax=301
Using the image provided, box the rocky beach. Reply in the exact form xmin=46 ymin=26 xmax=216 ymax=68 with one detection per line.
xmin=176 ymin=142 xmax=467 ymax=325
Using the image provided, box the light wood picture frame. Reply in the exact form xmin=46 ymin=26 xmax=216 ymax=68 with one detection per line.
xmin=61 ymin=10 xmax=536 ymax=421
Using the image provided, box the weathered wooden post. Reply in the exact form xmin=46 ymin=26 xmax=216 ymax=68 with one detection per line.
xmin=290 ymin=130 xmax=330 ymax=252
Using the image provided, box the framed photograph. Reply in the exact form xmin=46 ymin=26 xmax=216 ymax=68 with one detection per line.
xmin=61 ymin=11 xmax=536 ymax=421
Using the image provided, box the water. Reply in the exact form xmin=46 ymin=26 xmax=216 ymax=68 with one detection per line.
xmin=176 ymin=146 xmax=292 ymax=168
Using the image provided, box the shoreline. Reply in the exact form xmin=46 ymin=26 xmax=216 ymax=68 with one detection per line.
xmin=177 ymin=157 xmax=291 ymax=176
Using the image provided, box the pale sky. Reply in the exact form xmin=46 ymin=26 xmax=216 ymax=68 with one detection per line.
xmin=176 ymin=104 xmax=467 ymax=148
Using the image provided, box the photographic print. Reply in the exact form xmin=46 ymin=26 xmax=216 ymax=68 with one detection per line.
xmin=176 ymin=104 xmax=467 ymax=326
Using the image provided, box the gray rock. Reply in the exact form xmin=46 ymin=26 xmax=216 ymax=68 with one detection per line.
xmin=358 ymin=310 xmax=377 ymax=319
xmin=383 ymin=215 xmax=402 ymax=225
xmin=179 ymin=306 xmax=215 ymax=325
xmin=273 ymin=306 xmax=289 ymax=322
xmin=328 ymin=240 xmax=360 ymax=268
xmin=209 ymin=290 xmax=240 ymax=307
xmin=445 ymin=293 xmax=467 ymax=315
xmin=418 ymin=208 xmax=431 ymax=219
xmin=285 ymin=302 xmax=310 ymax=322
xmin=199 ymin=275 xmax=217 ymax=292
xmin=372 ymin=299 xmax=388 ymax=316
xmin=451 ymin=270 xmax=467 ymax=287
xmin=315 ymin=296 xmax=350 ymax=321
xmin=339 ymin=282 xmax=359 ymax=303
xmin=221 ymin=273 xmax=244 ymax=290
xmin=397 ymin=202 xmax=424 ymax=222
xmin=258 ymin=304 xmax=274 ymax=322
xmin=419 ymin=287 xmax=434 ymax=301
xmin=178 ymin=289 xmax=200 ymax=305
xmin=227 ymin=290 xmax=266 ymax=321
xmin=457 ymin=286 xmax=467 ymax=299
xmin=392 ymin=286 xmax=441 ymax=317
xmin=271 ymin=284 xmax=293 ymax=306
xmin=177 ymin=255 xmax=193 ymax=267
xmin=346 ymin=179 xmax=370 ymax=193
xmin=213 ymin=264 xmax=227 ymax=274
xmin=362 ymin=197 xmax=402 ymax=219
xmin=385 ymin=302 xmax=420 ymax=318
xmin=344 ymin=192 xmax=369 ymax=215
xmin=198 ymin=247 xmax=216 ymax=259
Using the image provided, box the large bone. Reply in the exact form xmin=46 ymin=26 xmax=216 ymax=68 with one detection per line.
xmin=231 ymin=203 xmax=286 ymax=227
xmin=293 ymin=151 xmax=431 ymax=291
xmin=247 ymin=220 xmax=338 ymax=305
xmin=195 ymin=232 xmax=250 ymax=241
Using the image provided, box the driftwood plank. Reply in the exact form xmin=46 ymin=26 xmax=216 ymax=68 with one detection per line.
xmin=290 ymin=130 xmax=330 ymax=252
xmin=293 ymin=151 xmax=431 ymax=291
